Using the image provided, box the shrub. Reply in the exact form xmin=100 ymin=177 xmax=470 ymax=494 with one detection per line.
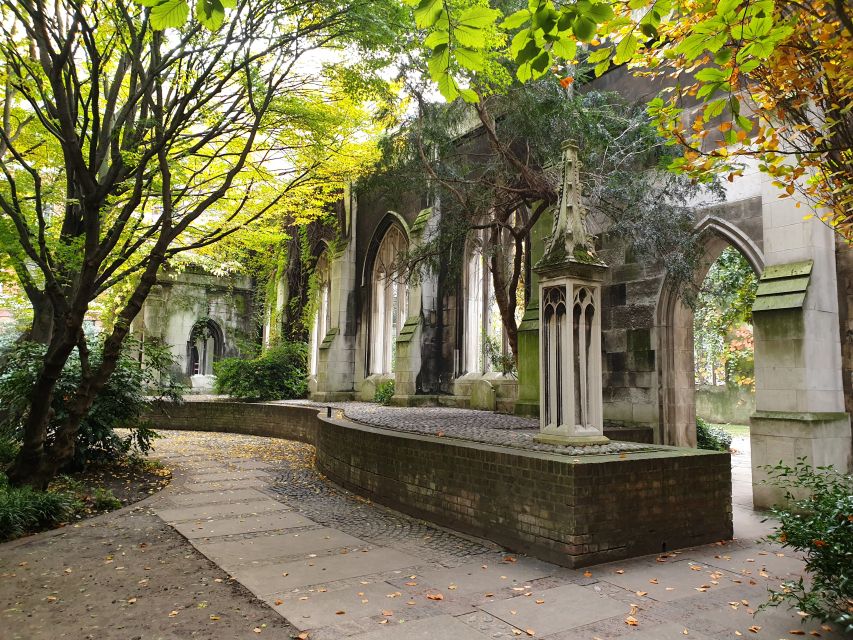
xmin=0 ymin=475 xmax=73 ymax=540
xmin=763 ymin=459 xmax=853 ymax=632
xmin=214 ymin=341 xmax=308 ymax=400
xmin=374 ymin=380 xmax=395 ymax=405
xmin=0 ymin=333 xmax=180 ymax=470
xmin=91 ymin=487 xmax=122 ymax=511
xmin=696 ymin=418 xmax=732 ymax=451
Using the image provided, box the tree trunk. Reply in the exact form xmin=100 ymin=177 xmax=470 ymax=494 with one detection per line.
xmin=29 ymin=296 xmax=54 ymax=344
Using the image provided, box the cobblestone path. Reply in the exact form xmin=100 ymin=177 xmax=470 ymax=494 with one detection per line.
xmin=147 ymin=429 xmax=844 ymax=640
xmin=274 ymin=400 xmax=649 ymax=456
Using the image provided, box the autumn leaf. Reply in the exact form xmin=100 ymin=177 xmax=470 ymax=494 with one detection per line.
xmin=625 ymin=616 xmax=639 ymax=626
xmin=426 ymin=592 xmax=444 ymax=601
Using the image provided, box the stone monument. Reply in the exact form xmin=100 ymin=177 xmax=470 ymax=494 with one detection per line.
xmin=534 ymin=140 xmax=609 ymax=446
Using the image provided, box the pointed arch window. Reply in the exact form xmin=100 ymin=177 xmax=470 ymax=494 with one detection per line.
xmin=370 ymin=225 xmax=408 ymax=374
xmin=187 ymin=318 xmax=223 ymax=376
xmin=309 ymin=251 xmax=332 ymax=377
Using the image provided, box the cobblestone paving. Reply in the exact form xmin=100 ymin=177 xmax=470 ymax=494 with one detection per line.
xmin=143 ymin=429 xmax=846 ymax=640
xmin=274 ymin=400 xmax=651 ymax=456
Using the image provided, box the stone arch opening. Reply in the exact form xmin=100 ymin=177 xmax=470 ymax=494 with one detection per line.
xmin=657 ymin=216 xmax=764 ymax=448
xmin=309 ymin=245 xmax=332 ymax=377
xmin=366 ymin=222 xmax=409 ymax=375
xmin=187 ymin=318 xmax=224 ymax=376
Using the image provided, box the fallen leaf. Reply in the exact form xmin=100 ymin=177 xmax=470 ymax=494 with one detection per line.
xmin=615 ymin=569 xmax=625 ymax=574
xmin=426 ymin=593 xmax=444 ymax=601
xmin=274 ymin=599 xmax=283 ymax=606
xmin=649 ymin=578 xmax=658 ymax=584
xmin=683 ymin=630 xmax=689 ymax=636
xmin=382 ymin=610 xmax=393 ymax=617
xmin=748 ymin=625 xmax=761 ymax=633
xmin=625 ymin=616 xmax=639 ymax=626
xmin=583 ymin=571 xmax=593 ymax=578
xmin=335 ymin=610 xmax=345 ymax=615
xmin=405 ymin=582 xmax=417 ymax=586
xmin=535 ymin=599 xmax=544 ymax=604
xmin=378 ymin=619 xmax=388 ymax=624
xmin=788 ymin=631 xmax=805 ymax=636
xmin=127 ymin=598 xmax=137 ymax=604
xmin=209 ymin=615 xmax=220 ymax=621
xmin=253 ymin=628 xmax=261 ymax=634
xmin=525 ymin=629 xmax=535 ymax=636
xmin=297 ymin=633 xmax=309 ymax=640
xmin=512 ymin=631 xmax=522 ymax=637
xmin=635 ymin=591 xmax=648 ymax=597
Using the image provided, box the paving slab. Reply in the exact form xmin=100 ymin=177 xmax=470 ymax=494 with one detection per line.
xmin=264 ymin=580 xmax=407 ymax=630
xmin=180 ymin=477 xmax=268 ymax=492
xmin=610 ymin=621 xmax=717 ymax=639
xmin=188 ymin=470 xmax=273 ymax=483
xmin=231 ymin=548 xmax=422 ymax=596
xmin=348 ymin=614 xmax=491 ymax=640
xmin=162 ymin=487 xmax=271 ymax=507
xmin=598 ymin=558 xmax=746 ymax=602
xmin=171 ymin=511 xmax=316 ymax=539
xmin=412 ymin=556 xmax=557 ymax=596
xmin=480 ymin=583 xmax=627 ymax=636
xmin=195 ymin=528 xmax=365 ymax=568
xmin=692 ymin=546 xmax=806 ymax=581
xmin=155 ymin=499 xmax=289 ymax=523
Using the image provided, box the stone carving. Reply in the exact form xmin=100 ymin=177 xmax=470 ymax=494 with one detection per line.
xmin=543 ymin=140 xmax=596 ymax=265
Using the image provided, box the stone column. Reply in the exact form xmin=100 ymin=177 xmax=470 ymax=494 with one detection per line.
xmin=750 ymin=181 xmax=851 ymax=508
xmin=533 ymin=141 xmax=609 ymax=446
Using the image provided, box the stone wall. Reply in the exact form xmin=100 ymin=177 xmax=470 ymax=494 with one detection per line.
xmin=147 ymin=400 xmax=732 ymax=568
xmin=696 ymin=385 xmax=755 ymax=425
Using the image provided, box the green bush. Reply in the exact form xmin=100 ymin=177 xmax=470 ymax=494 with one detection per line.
xmin=374 ymin=380 xmax=395 ymax=405
xmin=214 ymin=342 xmax=308 ymax=400
xmin=0 ymin=475 xmax=72 ymax=540
xmin=763 ymin=459 xmax=853 ymax=632
xmin=91 ymin=487 xmax=122 ymax=511
xmin=696 ymin=418 xmax=732 ymax=451
xmin=0 ymin=333 xmax=179 ymax=470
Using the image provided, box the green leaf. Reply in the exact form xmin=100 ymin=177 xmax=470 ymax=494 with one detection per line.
xmin=455 ymin=47 xmax=486 ymax=71
xmin=501 ymin=9 xmax=530 ymax=30
xmin=455 ymin=24 xmax=488 ymax=48
xmin=424 ymin=30 xmax=449 ymax=49
xmin=516 ymin=38 xmax=541 ymax=63
xmin=736 ymin=114 xmax=753 ymax=132
xmin=640 ymin=22 xmax=658 ymax=38
xmin=459 ymin=88 xmax=479 ymax=103
xmin=613 ymin=33 xmax=638 ymax=64
xmin=436 ymin=72 xmax=460 ymax=101
xmin=587 ymin=46 xmax=612 ymax=63
xmin=457 ymin=5 xmax=501 ymax=29
xmin=704 ymin=98 xmax=727 ymax=119
xmin=695 ymin=67 xmax=729 ymax=82
xmin=427 ymin=44 xmax=450 ymax=78
xmin=219 ymin=0 xmax=235 ymax=7
xmin=572 ymin=16 xmax=596 ymax=41
xmin=713 ymin=47 xmax=733 ymax=64
xmin=716 ymin=0 xmax=741 ymax=17
xmin=517 ymin=61 xmax=533 ymax=82
xmin=195 ymin=0 xmax=224 ymax=30
xmin=739 ymin=58 xmax=761 ymax=73
xmin=551 ymin=38 xmax=577 ymax=59
xmin=531 ymin=50 xmax=550 ymax=74
xmin=587 ymin=3 xmax=614 ymax=22
xmin=414 ymin=0 xmax=443 ymax=28
xmin=510 ymin=29 xmax=533 ymax=56
xmin=594 ymin=59 xmax=610 ymax=76
xmin=150 ymin=0 xmax=189 ymax=30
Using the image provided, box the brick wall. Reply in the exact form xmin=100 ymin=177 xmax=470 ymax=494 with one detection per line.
xmin=146 ymin=401 xmax=733 ymax=568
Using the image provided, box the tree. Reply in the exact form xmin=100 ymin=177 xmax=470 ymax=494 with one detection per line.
xmin=407 ymin=0 xmax=853 ymax=239
xmin=0 ymin=0 xmax=398 ymax=487
xmin=368 ymin=79 xmax=716 ymax=358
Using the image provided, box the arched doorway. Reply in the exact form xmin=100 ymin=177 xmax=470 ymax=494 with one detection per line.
xmin=368 ymin=224 xmax=408 ymax=375
xmin=187 ymin=318 xmax=224 ymax=376
xmin=657 ymin=216 xmax=764 ymax=448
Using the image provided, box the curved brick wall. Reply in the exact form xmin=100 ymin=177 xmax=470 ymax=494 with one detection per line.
xmin=147 ymin=400 xmax=732 ymax=568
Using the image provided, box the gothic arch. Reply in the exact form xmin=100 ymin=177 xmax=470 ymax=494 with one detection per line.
xmin=365 ymin=216 xmax=410 ymax=375
xmin=656 ymin=215 xmax=764 ymax=446
xmin=187 ymin=318 xmax=224 ymax=376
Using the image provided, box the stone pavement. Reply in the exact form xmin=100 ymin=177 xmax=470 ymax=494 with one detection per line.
xmin=149 ymin=429 xmax=845 ymax=640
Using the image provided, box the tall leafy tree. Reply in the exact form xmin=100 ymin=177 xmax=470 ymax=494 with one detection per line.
xmin=0 ymin=0 xmax=401 ymax=487
xmin=369 ymin=78 xmax=716 ymax=358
